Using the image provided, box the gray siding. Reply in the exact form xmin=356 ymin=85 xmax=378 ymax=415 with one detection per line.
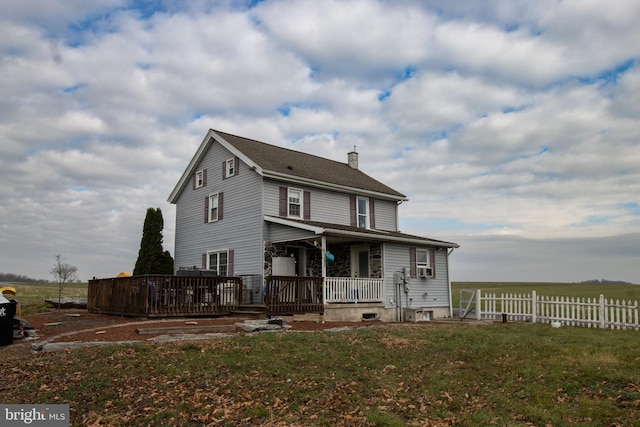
xmin=263 ymin=180 xmax=351 ymax=225
xmin=174 ymin=141 xmax=264 ymax=276
xmin=266 ymin=222 xmax=317 ymax=243
xmin=383 ymin=243 xmax=450 ymax=310
xmin=264 ymin=179 xmax=398 ymax=231
xmin=372 ymin=199 xmax=398 ymax=231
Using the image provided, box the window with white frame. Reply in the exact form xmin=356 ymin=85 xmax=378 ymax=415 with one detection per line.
xmin=357 ymin=197 xmax=369 ymax=228
xmin=288 ymin=188 xmax=302 ymax=218
xmin=207 ymin=250 xmax=228 ymax=276
xmin=225 ymin=158 xmax=235 ymax=178
xmin=208 ymin=193 xmax=219 ymax=222
xmin=416 ymin=249 xmax=433 ymax=278
xmin=195 ymin=170 xmax=204 ymax=188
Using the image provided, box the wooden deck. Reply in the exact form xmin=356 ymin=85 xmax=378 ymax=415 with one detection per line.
xmin=88 ymin=275 xmax=324 ymax=318
xmin=265 ymin=276 xmax=323 ymax=315
xmin=88 ymin=275 xmax=243 ymax=317
xmin=88 ymin=275 xmax=372 ymax=318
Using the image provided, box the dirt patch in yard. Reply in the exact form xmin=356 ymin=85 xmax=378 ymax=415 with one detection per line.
xmin=1 ymin=309 xmax=395 ymax=360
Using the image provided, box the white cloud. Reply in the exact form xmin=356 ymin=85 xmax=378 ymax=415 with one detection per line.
xmin=0 ymin=0 xmax=639 ymax=283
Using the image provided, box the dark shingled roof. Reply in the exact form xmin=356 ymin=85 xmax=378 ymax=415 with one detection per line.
xmin=214 ymin=130 xmax=406 ymax=199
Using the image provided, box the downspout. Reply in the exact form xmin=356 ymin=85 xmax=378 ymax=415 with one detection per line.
xmin=447 ymin=248 xmax=455 ymax=318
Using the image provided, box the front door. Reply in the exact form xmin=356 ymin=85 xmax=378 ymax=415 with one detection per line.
xmin=351 ymin=246 xmax=370 ymax=278
xmin=286 ymin=246 xmax=305 ymax=276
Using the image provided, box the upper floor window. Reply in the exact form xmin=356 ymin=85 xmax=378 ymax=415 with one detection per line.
xmin=351 ymin=195 xmax=375 ymax=229
xmin=194 ymin=169 xmax=206 ymax=189
xmin=208 ymin=193 xmax=219 ymax=222
xmin=225 ymin=158 xmax=235 ymax=177
xmin=357 ymin=197 xmax=369 ymax=229
xmin=279 ymin=187 xmax=310 ymax=220
xmin=288 ymin=188 xmax=302 ymax=218
xmin=223 ymin=157 xmax=239 ymax=179
xmin=204 ymin=192 xmax=223 ymax=223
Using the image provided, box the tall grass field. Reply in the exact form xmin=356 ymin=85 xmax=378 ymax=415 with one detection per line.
xmin=451 ymin=281 xmax=640 ymax=309
xmin=1 ymin=281 xmax=88 ymax=315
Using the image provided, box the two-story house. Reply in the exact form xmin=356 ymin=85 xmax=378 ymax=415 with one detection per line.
xmin=168 ymin=129 xmax=459 ymax=322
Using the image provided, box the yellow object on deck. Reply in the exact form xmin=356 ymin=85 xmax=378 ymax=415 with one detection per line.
xmin=0 ymin=286 xmax=16 ymax=296
xmin=116 ymin=272 xmax=131 ymax=277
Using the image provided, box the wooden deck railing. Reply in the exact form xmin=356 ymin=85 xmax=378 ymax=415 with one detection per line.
xmin=265 ymin=276 xmax=323 ymax=315
xmin=88 ymin=275 xmax=242 ymax=317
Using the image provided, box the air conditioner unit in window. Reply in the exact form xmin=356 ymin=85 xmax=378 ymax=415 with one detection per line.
xmin=417 ymin=267 xmax=432 ymax=278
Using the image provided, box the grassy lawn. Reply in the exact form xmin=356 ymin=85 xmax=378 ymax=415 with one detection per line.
xmin=3 ymin=324 xmax=639 ymax=426
xmin=2 ymin=282 xmax=88 ymax=315
xmin=451 ymin=282 xmax=640 ymax=309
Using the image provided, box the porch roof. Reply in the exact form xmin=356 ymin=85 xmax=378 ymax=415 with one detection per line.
xmin=264 ymin=216 xmax=460 ymax=248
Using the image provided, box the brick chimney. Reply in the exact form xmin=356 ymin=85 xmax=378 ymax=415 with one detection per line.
xmin=348 ymin=147 xmax=358 ymax=169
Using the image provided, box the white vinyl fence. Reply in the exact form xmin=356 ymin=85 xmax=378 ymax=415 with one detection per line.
xmin=461 ymin=290 xmax=640 ymax=330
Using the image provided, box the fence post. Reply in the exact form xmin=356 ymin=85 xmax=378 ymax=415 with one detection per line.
xmin=599 ymin=294 xmax=605 ymax=329
xmin=531 ymin=290 xmax=537 ymax=324
xmin=475 ymin=289 xmax=482 ymax=320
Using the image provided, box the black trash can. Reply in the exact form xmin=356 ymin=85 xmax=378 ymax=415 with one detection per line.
xmin=0 ymin=301 xmax=18 ymax=346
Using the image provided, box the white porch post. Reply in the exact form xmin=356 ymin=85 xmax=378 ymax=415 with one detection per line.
xmin=321 ymin=236 xmax=327 ymax=279
xmin=447 ymin=248 xmax=454 ymax=317
xmin=321 ymin=236 xmax=327 ymax=305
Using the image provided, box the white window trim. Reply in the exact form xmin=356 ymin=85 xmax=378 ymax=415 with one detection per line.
xmin=195 ymin=170 xmax=204 ymax=188
xmin=416 ymin=249 xmax=433 ymax=278
xmin=225 ymin=158 xmax=235 ymax=178
xmin=288 ymin=188 xmax=303 ymax=219
xmin=356 ymin=196 xmax=369 ymax=229
xmin=208 ymin=193 xmax=219 ymax=222
xmin=207 ymin=249 xmax=228 ymax=276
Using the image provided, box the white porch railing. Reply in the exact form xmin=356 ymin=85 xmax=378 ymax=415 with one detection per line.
xmin=463 ymin=290 xmax=640 ymax=330
xmin=323 ymin=277 xmax=384 ymax=304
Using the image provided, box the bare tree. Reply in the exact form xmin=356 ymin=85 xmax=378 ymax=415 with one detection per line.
xmin=50 ymin=254 xmax=78 ymax=309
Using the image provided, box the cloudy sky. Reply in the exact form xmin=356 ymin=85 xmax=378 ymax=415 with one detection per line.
xmin=1 ymin=0 xmax=639 ymax=283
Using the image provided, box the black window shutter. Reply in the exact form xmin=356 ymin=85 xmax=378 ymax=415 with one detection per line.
xmin=235 ymin=157 xmax=240 ymax=176
xmin=228 ymin=249 xmax=234 ymax=276
xmin=218 ymin=192 xmax=224 ymax=220
xmin=204 ymin=196 xmax=209 ymax=223
xmin=430 ymin=249 xmax=436 ymax=278
xmin=202 ymin=253 xmax=207 ymax=269
xmin=369 ymin=199 xmax=376 ymax=229
xmin=409 ymin=247 xmax=417 ymax=278
xmin=222 ymin=161 xmax=226 ymax=179
xmin=350 ymin=195 xmax=357 ymax=227
xmin=192 ymin=174 xmax=196 ymax=190
xmin=303 ymin=191 xmax=311 ymax=220
xmin=203 ymin=168 xmax=207 ymax=187
xmin=279 ymin=187 xmax=288 ymax=217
